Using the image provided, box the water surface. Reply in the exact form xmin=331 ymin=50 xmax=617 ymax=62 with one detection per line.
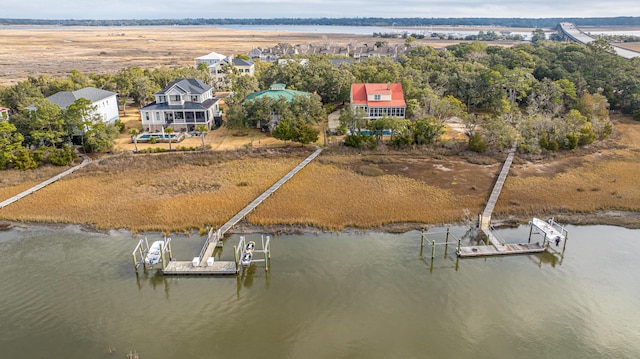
xmin=0 ymin=225 xmax=638 ymax=358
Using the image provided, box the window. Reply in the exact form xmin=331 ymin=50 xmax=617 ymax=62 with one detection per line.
xmin=171 ymin=95 xmax=181 ymax=101
xmin=191 ymin=96 xmax=198 ymax=102
xmin=374 ymin=94 xmax=381 ymax=100
xmin=158 ymin=96 xmax=166 ymax=103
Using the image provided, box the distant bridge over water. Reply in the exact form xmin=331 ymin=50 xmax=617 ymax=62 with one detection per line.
xmin=556 ymin=22 xmax=640 ymax=60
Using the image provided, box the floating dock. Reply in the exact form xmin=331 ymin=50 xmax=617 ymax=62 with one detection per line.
xmin=458 ymin=242 xmax=545 ymax=257
xmin=163 ymin=260 xmax=237 ymax=275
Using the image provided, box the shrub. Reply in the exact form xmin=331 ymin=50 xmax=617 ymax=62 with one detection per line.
xmin=344 ymin=134 xmax=376 ymax=150
xmin=468 ymin=133 xmax=487 ymax=153
xmin=14 ymin=149 xmax=38 ymax=170
xmin=389 ymin=133 xmax=413 ymax=147
xmin=148 ymin=137 xmax=158 ymax=144
xmin=114 ymin=120 xmax=126 ymax=133
xmin=356 ymin=165 xmax=384 ymax=177
xmin=46 ymin=145 xmax=77 ymax=166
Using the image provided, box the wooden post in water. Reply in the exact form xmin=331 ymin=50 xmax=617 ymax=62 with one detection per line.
xmin=167 ymin=240 xmax=173 ymax=261
xmin=233 ymin=245 xmax=239 ymax=270
xmin=528 ymin=224 xmax=533 ymax=243
xmin=161 ymin=245 xmax=166 ymax=270
xmin=457 ymin=238 xmax=461 ymax=255
xmin=132 ymin=253 xmax=138 ymax=271
xmin=445 ymin=227 xmax=450 ymax=252
xmin=420 ymin=229 xmax=425 ymax=248
xmin=431 ymin=240 xmax=436 ymax=259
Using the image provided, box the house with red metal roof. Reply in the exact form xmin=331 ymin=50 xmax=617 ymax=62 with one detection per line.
xmin=350 ymin=83 xmax=406 ymax=119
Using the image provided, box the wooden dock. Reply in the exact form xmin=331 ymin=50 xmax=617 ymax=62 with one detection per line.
xmin=0 ymin=154 xmax=90 ymax=209
xmin=163 ymin=260 xmax=237 ymax=275
xmin=159 ymin=147 xmax=323 ymax=275
xmin=196 ymin=146 xmax=323 ymax=267
xmin=479 ymin=143 xmax=517 ymax=230
xmin=458 ymin=243 xmax=545 ymax=257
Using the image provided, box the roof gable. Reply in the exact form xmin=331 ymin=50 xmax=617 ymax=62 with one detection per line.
xmin=156 ymin=78 xmax=211 ymax=96
xmin=44 ymin=87 xmax=117 ymax=109
xmin=351 ymin=83 xmax=405 ymax=108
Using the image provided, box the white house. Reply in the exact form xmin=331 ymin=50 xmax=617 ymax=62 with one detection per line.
xmin=27 ymin=87 xmax=119 ymax=124
xmin=194 ymin=51 xmax=227 ymax=67
xmin=139 ymin=78 xmax=221 ymax=132
xmin=194 ymin=52 xmax=255 ymax=86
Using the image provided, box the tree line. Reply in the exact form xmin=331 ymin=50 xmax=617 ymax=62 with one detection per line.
xmin=2 ymin=34 xmax=639 ymax=169
xmin=2 ymin=17 xmax=640 ymax=28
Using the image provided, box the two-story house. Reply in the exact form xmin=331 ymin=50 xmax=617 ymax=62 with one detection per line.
xmin=139 ymin=78 xmax=221 ymax=132
xmin=27 ymin=87 xmax=119 ymax=124
xmin=350 ymin=83 xmax=406 ymax=119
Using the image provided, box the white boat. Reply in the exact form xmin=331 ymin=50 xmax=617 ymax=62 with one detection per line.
xmin=530 ymin=218 xmax=566 ymax=247
xmin=240 ymin=252 xmax=253 ymax=267
xmin=144 ymin=241 xmax=164 ymax=266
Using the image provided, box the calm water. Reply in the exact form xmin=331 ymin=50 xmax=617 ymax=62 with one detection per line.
xmin=0 ymin=225 xmax=639 ymax=358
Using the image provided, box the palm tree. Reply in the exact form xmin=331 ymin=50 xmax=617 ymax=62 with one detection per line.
xmin=195 ymin=124 xmax=209 ymax=151
xmin=164 ymin=127 xmax=174 ymax=151
xmin=129 ymin=128 xmax=139 ymax=152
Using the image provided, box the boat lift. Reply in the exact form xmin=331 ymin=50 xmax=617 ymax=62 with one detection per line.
xmin=528 ymin=217 xmax=569 ymax=250
xmin=132 ymin=237 xmax=173 ymax=272
xmin=234 ymin=235 xmax=271 ymax=272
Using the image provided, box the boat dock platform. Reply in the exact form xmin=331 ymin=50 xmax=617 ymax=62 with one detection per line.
xmin=152 ymin=147 xmax=322 ymax=276
xmin=163 ymin=260 xmax=237 ymax=275
xmin=458 ymin=242 xmax=545 ymax=257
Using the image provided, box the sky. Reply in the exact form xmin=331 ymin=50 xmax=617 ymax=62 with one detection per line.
xmin=3 ymin=0 xmax=640 ymax=20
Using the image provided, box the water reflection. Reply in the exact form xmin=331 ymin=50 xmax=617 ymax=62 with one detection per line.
xmin=1 ymin=225 xmax=640 ymax=359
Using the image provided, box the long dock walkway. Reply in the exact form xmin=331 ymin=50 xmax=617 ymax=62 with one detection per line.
xmin=458 ymin=143 xmax=535 ymax=257
xmin=163 ymin=146 xmax=323 ymax=274
xmin=0 ymin=154 xmax=90 ymax=210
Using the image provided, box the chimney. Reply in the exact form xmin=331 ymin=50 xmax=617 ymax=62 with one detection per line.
xmin=387 ymin=82 xmax=391 ymax=90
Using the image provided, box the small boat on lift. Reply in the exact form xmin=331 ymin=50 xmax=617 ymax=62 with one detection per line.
xmin=240 ymin=252 xmax=253 ymax=267
xmin=144 ymin=241 xmax=164 ymax=267
xmin=240 ymin=240 xmax=256 ymax=267
xmin=530 ymin=217 xmax=566 ymax=247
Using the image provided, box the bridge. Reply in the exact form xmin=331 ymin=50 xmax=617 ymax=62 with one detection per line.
xmin=556 ymin=22 xmax=640 ymax=60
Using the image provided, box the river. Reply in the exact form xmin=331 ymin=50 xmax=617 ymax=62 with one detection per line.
xmin=0 ymin=224 xmax=639 ymax=358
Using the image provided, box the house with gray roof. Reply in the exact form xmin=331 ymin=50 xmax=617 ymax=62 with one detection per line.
xmin=27 ymin=87 xmax=119 ymax=124
xmin=139 ymin=78 xmax=221 ymax=132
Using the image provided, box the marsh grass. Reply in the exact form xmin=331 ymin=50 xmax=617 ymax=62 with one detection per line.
xmin=0 ymin=151 xmax=304 ymax=232
xmin=249 ymin=161 xmax=482 ymax=230
xmin=497 ymin=153 xmax=640 ymax=216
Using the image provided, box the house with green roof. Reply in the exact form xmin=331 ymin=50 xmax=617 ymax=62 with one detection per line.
xmin=245 ymin=84 xmax=311 ymax=103
xmin=244 ymin=84 xmax=314 ymax=130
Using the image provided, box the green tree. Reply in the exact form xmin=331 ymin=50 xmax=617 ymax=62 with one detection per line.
xmin=411 ymin=116 xmax=445 ymax=145
xmin=164 ymin=127 xmax=174 ymax=151
xmin=339 ymin=105 xmax=368 ymax=133
xmin=531 ymin=28 xmax=546 ymax=43
xmin=83 ymin=122 xmax=118 ymax=153
xmin=195 ymin=124 xmax=209 ymax=151
xmin=129 ymin=128 xmax=140 ymax=152
xmin=0 ymin=121 xmax=25 ymax=169
xmin=29 ymin=99 xmax=66 ymax=148
xmin=272 ymin=118 xmax=294 ymax=144
xmin=292 ymin=120 xmax=319 ymax=145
